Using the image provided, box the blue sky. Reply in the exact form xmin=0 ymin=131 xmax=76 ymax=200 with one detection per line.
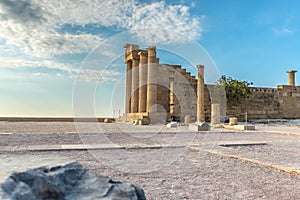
xmin=0 ymin=0 xmax=299 ymax=117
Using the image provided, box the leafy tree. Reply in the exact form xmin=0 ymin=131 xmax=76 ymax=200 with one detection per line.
xmin=217 ymin=75 xmax=253 ymax=100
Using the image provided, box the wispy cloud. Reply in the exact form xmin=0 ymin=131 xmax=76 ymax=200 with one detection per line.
xmin=79 ymin=69 xmax=121 ymax=83
xmin=0 ymin=0 xmax=202 ymax=57
xmin=272 ymin=27 xmax=294 ymax=36
xmin=0 ymin=58 xmax=76 ymax=73
xmin=0 ymin=57 xmax=120 ymax=82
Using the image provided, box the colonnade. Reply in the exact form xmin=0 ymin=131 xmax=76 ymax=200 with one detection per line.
xmin=124 ymin=44 xmax=159 ymax=114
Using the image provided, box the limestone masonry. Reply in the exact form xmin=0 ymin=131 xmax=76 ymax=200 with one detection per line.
xmin=121 ymin=44 xmax=300 ymax=123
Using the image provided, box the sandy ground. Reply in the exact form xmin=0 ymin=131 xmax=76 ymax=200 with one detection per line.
xmin=0 ymin=121 xmax=300 ymax=199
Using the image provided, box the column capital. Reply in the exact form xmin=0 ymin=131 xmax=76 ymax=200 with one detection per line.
xmin=138 ymin=50 xmax=148 ymax=57
xmin=197 ymin=65 xmax=204 ymax=70
xmin=147 ymin=46 xmax=156 ymax=51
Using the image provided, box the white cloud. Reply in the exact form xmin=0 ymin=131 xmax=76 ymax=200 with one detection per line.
xmin=0 ymin=0 xmax=103 ymax=57
xmin=272 ymin=27 xmax=293 ymax=36
xmin=0 ymin=0 xmax=202 ymax=57
xmin=0 ymin=58 xmax=76 ymax=73
xmin=79 ymin=69 xmax=121 ymax=83
xmin=34 ymin=0 xmax=136 ymax=27
xmin=129 ymin=2 xmax=201 ymax=43
xmin=0 ymin=57 xmax=121 ymax=82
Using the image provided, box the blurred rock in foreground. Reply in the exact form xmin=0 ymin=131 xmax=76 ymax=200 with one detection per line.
xmin=1 ymin=162 xmax=146 ymax=200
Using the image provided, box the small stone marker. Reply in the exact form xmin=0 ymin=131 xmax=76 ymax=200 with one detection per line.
xmin=229 ymin=117 xmax=238 ymax=125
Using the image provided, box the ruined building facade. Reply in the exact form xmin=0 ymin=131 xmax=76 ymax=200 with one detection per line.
xmin=123 ymin=44 xmax=300 ymax=123
xmin=123 ymin=44 xmax=203 ymax=123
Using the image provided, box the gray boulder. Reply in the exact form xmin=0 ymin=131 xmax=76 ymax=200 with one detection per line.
xmin=1 ymin=162 xmax=146 ymax=200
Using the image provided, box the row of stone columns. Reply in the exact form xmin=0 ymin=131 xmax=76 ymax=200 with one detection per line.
xmin=125 ymin=45 xmax=158 ymax=114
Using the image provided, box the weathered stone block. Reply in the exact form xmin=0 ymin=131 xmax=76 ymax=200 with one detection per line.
xmin=189 ymin=122 xmax=210 ymax=131
xmin=141 ymin=117 xmax=150 ymax=125
xmin=229 ymin=117 xmax=238 ymax=125
xmin=166 ymin=122 xmax=177 ymax=128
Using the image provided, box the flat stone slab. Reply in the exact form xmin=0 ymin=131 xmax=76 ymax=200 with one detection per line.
xmin=2 ymin=143 xmax=197 ymax=152
xmin=218 ymin=141 xmax=268 ymax=147
xmin=223 ymin=125 xmax=255 ymax=130
xmin=189 ymin=122 xmax=210 ymax=131
xmin=26 ymin=144 xmax=124 ymax=151
xmin=0 ymin=133 xmax=14 ymax=135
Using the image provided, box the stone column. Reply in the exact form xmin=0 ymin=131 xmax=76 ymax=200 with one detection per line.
xmin=131 ymin=59 xmax=139 ymax=113
xmin=197 ymin=65 xmax=205 ymax=123
xmin=211 ymin=104 xmax=220 ymax=125
xmin=138 ymin=51 xmax=148 ymax=113
xmin=287 ymin=70 xmax=297 ymax=86
xmin=146 ymin=46 xmax=158 ymax=113
xmin=125 ymin=61 xmax=132 ymax=113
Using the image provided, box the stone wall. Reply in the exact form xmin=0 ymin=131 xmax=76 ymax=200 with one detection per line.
xmin=156 ymin=65 xmax=173 ymax=113
xmin=226 ymin=85 xmax=300 ymax=120
xmin=170 ymin=81 xmax=197 ymax=121
xmin=277 ymin=85 xmax=300 ymax=118
xmin=168 ymin=64 xmax=198 ymax=122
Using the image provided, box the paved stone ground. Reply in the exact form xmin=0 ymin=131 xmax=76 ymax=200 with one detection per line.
xmin=0 ymin=121 xmax=300 ymax=199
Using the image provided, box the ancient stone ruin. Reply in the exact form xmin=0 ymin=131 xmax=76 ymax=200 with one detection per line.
xmin=120 ymin=44 xmax=300 ymax=124
xmin=121 ymin=44 xmax=214 ymax=124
